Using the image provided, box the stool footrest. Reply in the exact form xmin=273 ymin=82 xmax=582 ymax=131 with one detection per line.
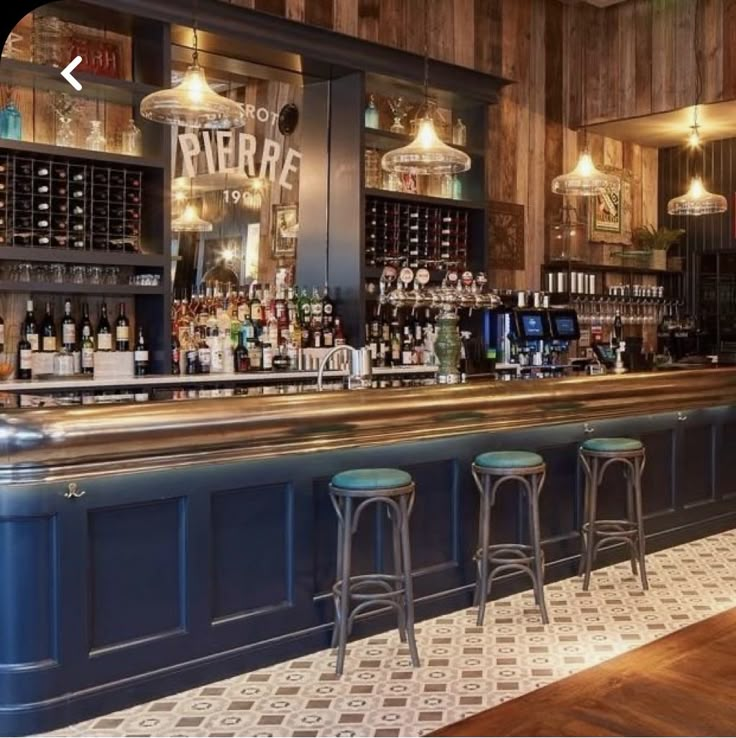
xmin=583 ymin=519 xmax=637 ymax=537
xmin=475 ymin=543 xmax=536 ymax=567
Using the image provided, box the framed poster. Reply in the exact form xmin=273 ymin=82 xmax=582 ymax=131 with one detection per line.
xmin=589 ymin=167 xmax=633 ymax=245
xmin=272 ymin=204 xmax=298 ymax=258
xmin=487 ymin=201 xmax=525 ymax=270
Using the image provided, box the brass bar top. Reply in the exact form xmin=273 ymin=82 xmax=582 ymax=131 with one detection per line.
xmin=1 ymin=368 xmax=735 ymax=481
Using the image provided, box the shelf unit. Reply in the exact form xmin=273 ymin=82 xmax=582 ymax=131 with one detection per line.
xmin=0 ymin=3 xmax=171 ymax=373
xmin=364 ymin=128 xmax=485 ymax=159
xmin=364 ymin=186 xmax=487 ymax=211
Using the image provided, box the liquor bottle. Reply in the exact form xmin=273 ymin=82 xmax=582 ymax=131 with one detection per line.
xmin=322 ymin=319 xmax=334 ymax=348
xmin=334 ymin=318 xmax=346 ymax=346
xmin=185 ymin=342 xmax=198 ymax=374
xmin=262 ymin=342 xmax=273 ymax=370
xmin=61 ymin=299 xmax=76 ymax=351
xmin=41 ymin=302 xmax=57 ymax=353
xmin=401 ymin=326 xmax=414 ymax=366
xmin=274 ymin=287 xmax=288 ymax=333
xmin=134 ymin=327 xmax=148 ymax=376
xmin=171 ymin=334 xmax=181 ymax=375
xmin=322 ymin=285 xmax=334 ymax=327
xmin=266 ymin=314 xmax=279 ymax=349
xmin=23 ymin=300 xmax=38 ymax=352
xmin=17 ymin=334 xmax=32 ymax=380
xmin=311 ymin=324 xmax=323 ymax=349
xmin=79 ymin=303 xmax=93 ymax=342
xmin=197 ymin=331 xmax=211 ymax=374
xmin=97 ymin=302 xmax=113 ymax=351
xmin=299 ymin=287 xmax=312 ymax=329
xmin=250 ymin=285 xmax=263 ymax=329
xmin=391 ymin=322 xmax=401 ymax=366
xmin=249 ymin=338 xmax=263 ymax=370
xmin=81 ymin=326 xmax=94 ymax=375
xmin=115 ymin=303 xmax=130 ymax=351
xmin=310 ymin=287 xmax=323 ymax=328
xmin=234 ymin=332 xmax=250 ymax=372
xmin=286 ymin=287 xmax=297 ymax=326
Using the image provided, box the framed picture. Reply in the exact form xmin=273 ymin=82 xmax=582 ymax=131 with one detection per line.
xmin=272 ymin=204 xmax=298 ymax=258
xmin=487 ymin=201 xmax=525 ymax=270
xmin=589 ymin=167 xmax=633 ymax=245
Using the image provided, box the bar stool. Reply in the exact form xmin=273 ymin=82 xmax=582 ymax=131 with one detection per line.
xmin=329 ymin=468 xmax=420 ymax=676
xmin=472 ymin=451 xmax=548 ymax=626
xmin=578 ymin=437 xmax=648 ymax=591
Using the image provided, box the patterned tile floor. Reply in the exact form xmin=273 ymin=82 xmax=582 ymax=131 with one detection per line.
xmin=48 ymin=529 xmax=736 ymax=737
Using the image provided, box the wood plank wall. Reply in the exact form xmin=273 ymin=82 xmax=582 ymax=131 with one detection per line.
xmin=219 ymin=0 xmax=661 ymax=290
xmin=569 ymin=0 xmax=736 ymax=126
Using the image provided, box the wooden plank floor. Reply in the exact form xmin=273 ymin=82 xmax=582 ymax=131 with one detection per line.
xmin=433 ymin=607 xmax=736 ymax=737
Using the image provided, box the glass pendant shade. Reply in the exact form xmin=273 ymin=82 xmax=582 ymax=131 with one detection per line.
xmin=140 ymin=63 xmax=246 ymax=130
xmin=548 ymin=205 xmax=586 ymax=262
xmin=551 ymin=151 xmax=619 ymax=196
xmin=172 ymin=203 xmax=213 ymax=232
xmin=667 ymin=177 xmax=727 ymax=216
xmin=381 ymin=116 xmax=471 ymax=175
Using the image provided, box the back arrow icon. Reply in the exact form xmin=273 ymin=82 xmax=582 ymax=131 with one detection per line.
xmin=61 ymin=56 xmax=83 ymax=91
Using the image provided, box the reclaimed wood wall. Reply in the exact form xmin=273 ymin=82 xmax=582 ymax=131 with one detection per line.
xmin=218 ymin=0 xmax=663 ymax=290
xmin=568 ymin=0 xmax=736 ymax=127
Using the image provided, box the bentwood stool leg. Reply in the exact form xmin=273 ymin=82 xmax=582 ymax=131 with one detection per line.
xmin=330 ymin=496 xmax=344 ymax=650
xmin=475 ymin=474 xmax=492 ymax=626
xmin=578 ymin=463 xmax=591 ymax=577
xmin=399 ymin=493 xmax=421 ymax=667
xmin=625 ymin=466 xmax=639 ymax=576
xmin=529 ymin=472 xmax=549 ymax=624
xmin=335 ymin=495 xmax=353 ymax=676
xmin=582 ymin=456 xmax=598 ymax=592
xmin=390 ymin=506 xmax=407 ymax=642
xmin=634 ymin=455 xmax=649 ymax=590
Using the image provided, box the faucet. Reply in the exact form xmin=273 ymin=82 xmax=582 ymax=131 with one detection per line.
xmin=317 ymin=344 xmax=373 ymax=392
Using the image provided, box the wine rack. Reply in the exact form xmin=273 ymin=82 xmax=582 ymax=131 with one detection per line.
xmin=365 ymin=193 xmax=470 ymax=271
xmin=0 ymin=151 xmax=143 ymax=254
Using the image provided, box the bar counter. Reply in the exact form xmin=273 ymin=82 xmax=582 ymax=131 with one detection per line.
xmin=2 ymin=369 xmax=736 ymax=734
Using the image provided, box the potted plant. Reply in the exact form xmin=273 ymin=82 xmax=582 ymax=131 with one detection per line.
xmin=632 ymin=225 xmax=685 ymax=271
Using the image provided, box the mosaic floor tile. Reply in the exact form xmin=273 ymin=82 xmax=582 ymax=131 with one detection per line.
xmin=44 ymin=529 xmax=736 ymax=737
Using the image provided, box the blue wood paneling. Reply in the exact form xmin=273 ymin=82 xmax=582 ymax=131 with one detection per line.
xmin=0 ymin=516 xmax=55 ymax=665
xmin=87 ymin=499 xmax=185 ymax=651
xmin=211 ymin=483 xmax=293 ymax=621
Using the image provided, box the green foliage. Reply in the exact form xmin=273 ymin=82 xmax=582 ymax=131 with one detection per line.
xmin=633 ymin=224 xmax=685 ymax=252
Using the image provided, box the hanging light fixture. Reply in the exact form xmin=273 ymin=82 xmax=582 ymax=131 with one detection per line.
xmin=667 ymin=0 xmax=726 ymax=217
xmin=551 ymin=151 xmax=619 ymax=196
xmin=172 ymin=202 xmax=213 ymax=232
xmin=551 ymin=37 xmax=617 ymax=197
xmin=140 ymin=24 xmax=245 ymax=130
xmin=172 ymin=179 xmax=213 ymax=232
xmin=667 ymin=177 xmax=727 ymax=216
xmin=381 ymin=1 xmax=470 ymax=176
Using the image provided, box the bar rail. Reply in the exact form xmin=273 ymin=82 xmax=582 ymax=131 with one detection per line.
xmin=1 ymin=368 xmax=734 ymax=480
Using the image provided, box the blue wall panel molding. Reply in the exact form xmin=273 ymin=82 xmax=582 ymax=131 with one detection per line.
xmin=0 ymin=406 xmax=736 ymax=734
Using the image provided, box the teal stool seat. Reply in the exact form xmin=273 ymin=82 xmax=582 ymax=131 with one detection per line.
xmin=474 ymin=450 xmax=544 ymax=469
xmin=331 ymin=468 xmax=412 ymax=490
xmin=582 ymin=437 xmax=643 ymax=453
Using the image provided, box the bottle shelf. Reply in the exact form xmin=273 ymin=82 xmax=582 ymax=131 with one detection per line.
xmin=0 ymin=59 xmax=159 ymax=107
xmin=0 ymin=281 xmax=165 ymax=296
xmin=543 ymin=261 xmax=670 ymax=276
xmin=364 ymin=187 xmax=486 ymax=210
xmin=364 ymin=127 xmax=485 ymax=158
xmin=0 ymin=139 xmax=164 ymax=169
xmin=0 ymin=246 xmax=165 ymax=267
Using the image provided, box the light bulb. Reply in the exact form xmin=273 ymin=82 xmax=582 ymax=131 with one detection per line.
xmin=687 ymin=127 xmax=701 ymax=149
xmin=576 ymin=153 xmax=595 ymax=177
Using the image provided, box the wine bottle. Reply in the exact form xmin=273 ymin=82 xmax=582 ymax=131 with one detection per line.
xmin=0 ymin=312 xmax=4 ymax=353
xmin=234 ymin=332 xmax=250 ymax=372
xmin=171 ymin=334 xmax=181 ymax=375
xmin=133 ymin=327 xmax=148 ymax=376
xmin=41 ymin=302 xmax=57 ymax=352
xmin=81 ymin=326 xmax=94 ymax=375
xmin=17 ymin=335 xmax=32 ymax=380
xmin=79 ymin=302 xmax=93 ymax=341
xmin=22 ymin=300 xmax=38 ymax=352
xmin=115 ymin=303 xmax=130 ymax=351
xmin=97 ymin=302 xmax=112 ymax=351
xmin=61 ymin=299 xmax=76 ymax=351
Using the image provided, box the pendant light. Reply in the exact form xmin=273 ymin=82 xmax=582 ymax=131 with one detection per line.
xmin=667 ymin=0 xmax=727 ymax=217
xmin=381 ymin=1 xmax=470 ymax=176
xmin=172 ymin=180 xmax=213 ymax=232
xmin=140 ymin=24 xmax=245 ymax=130
xmin=551 ymin=33 xmax=617 ymax=197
